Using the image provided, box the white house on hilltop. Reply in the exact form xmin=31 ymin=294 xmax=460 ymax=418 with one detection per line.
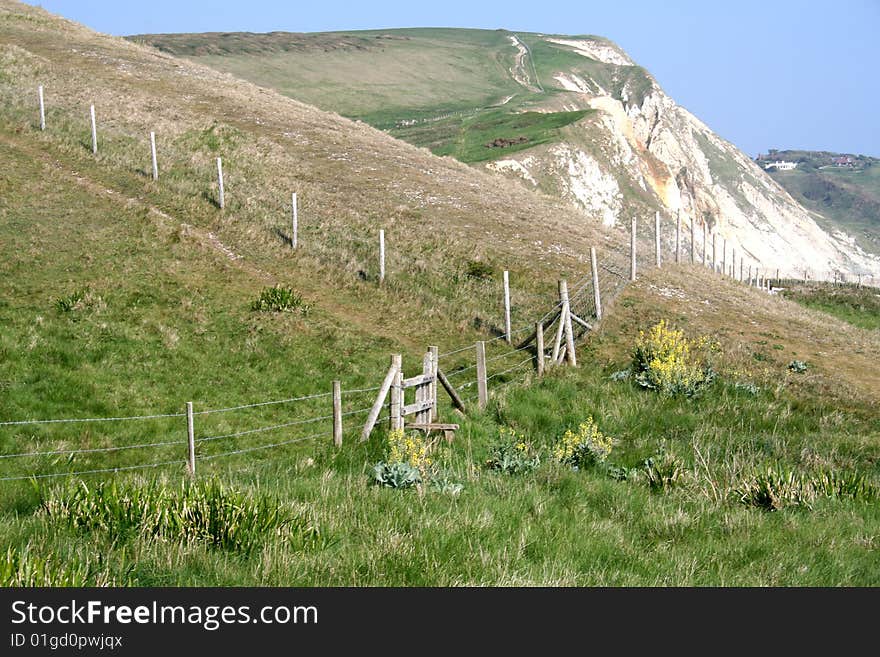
xmin=763 ymin=160 xmax=798 ymax=171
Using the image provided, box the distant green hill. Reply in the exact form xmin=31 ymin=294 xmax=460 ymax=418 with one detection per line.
xmin=759 ymin=150 xmax=880 ymax=256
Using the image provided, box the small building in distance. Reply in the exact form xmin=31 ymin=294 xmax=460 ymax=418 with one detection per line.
xmin=831 ymin=156 xmax=855 ymax=167
xmin=763 ymin=160 xmax=798 ymax=171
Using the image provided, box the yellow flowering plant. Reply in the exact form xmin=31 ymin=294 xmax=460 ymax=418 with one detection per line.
xmin=552 ymin=417 xmax=614 ymax=469
xmin=485 ymin=426 xmax=541 ymax=475
xmin=371 ymin=429 xmax=432 ymax=489
xmin=632 ymin=320 xmax=717 ymax=396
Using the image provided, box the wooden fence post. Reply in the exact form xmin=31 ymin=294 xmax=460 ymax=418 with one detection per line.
xmin=89 ymin=104 xmax=97 ymax=155
xmin=476 ymin=341 xmax=488 ymax=410
xmin=429 ymin=345 xmax=439 ymax=422
xmin=655 ymin=211 xmax=661 ymax=268
xmin=332 ymin=380 xmax=342 ymax=447
xmin=379 ymin=229 xmax=385 ymax=284
xmin=390 ymin=354 xmax=403 ymax=431
xmin=291 ymin=192 xmax=298 ymax=249
xmin=630 ymin=217 xmax=637 ymax=281
xmin=362 ymin=354 xmax=400 ymax=441
xmin=722 ymin=238 xmax=727 ymax=276
xmin=503 ymin=270 xmax=512 ymax=344
xmin=186 ymin=401 xmax=196 ymax=476
xmin=675 ymin=210 xmax=681 ymax=263
xmin=560 ymin=279 xmax=577 ymax=366
xmin=690 ymin=215 xmax=695 ymax=263
xmin=216 ymin=157 xmax=225 ymax=210
xmin=535 ymin=321 xmax=545 ymax=377
xmin=712 ymin=232 xmax=717 ymax=272
xmin=702 ymin=224 xmax=707 ymax=266
xmin=590 ymin=246 xmax=602 ymax=320
xmin=38 ymin=85 xmax=45 ymax=131
xmin=150 ymin=131 xmax=159 ymax=181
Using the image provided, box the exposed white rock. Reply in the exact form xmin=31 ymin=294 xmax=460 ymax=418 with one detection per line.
xmin=485 ymin=158 xmax=538 ymax=186
xmin=546 ymin=38 xmax=635 ymax=66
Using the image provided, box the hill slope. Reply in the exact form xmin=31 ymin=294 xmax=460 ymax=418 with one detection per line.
xmin=132 ymin=29 xmax=880 ymax=280
xmin=1 ymin=2 xmax=878 ymax=588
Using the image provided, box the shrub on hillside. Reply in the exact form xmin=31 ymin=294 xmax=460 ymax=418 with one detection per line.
xmin=464 ymin=259 xmax=496 ymax=281
xmin=632 ymin=320 xmax=716 ymax=396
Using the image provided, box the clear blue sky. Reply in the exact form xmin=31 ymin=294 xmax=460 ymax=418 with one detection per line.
xmin=24 ymin=0 xmax=880 ymax=158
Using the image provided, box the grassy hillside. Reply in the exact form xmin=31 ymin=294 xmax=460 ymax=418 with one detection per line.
xmin=762 ymin=150 xmax=880 ymax=257
xmin=1 ymin=2 xmax=879 ymax=586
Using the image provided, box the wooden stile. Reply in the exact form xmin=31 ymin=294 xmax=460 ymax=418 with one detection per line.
xmin=362 ymin=354 xmax=400 ymax=441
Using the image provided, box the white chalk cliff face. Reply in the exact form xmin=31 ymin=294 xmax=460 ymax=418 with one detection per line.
xmin=486 ymin=38 xmax=880 ymax=277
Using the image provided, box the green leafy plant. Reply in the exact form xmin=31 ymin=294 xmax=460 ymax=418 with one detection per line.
xmin=788 ymin=360 xmax=808 ymax=373
xmin=251 ymin=284 xmax=309 ymax=314
xmin=371 ymin=461 xmax=422 ymax=489
xmin=735 ymin=467 xmax=878 ymax=511
xmin=485 ymin=426 xmax=540 ymax=475
xmin=552 ymin=417 xmax=614 ymax=469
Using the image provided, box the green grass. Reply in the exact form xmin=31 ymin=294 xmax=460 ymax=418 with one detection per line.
xmin=780 ymin=282 xmax=880 ymax=331
xmin=394 ymin=108 xmax=592 ymax=163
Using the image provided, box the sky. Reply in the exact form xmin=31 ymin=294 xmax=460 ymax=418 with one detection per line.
xmin=23 ymin=0 xmax=880 ymax=158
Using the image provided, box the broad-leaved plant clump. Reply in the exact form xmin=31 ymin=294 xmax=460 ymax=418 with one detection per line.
xmin=485 ymin=426 xmax=541 ymax=475
xmin=372 ymin=429 xmax=432 ymax=489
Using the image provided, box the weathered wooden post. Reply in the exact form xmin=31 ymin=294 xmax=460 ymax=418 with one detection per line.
xmin=590 ymin=246 xmax=602 ymax=320
xmin=535 ymin=321 xmax=545 ymax=377
xmin=332 ymin=380 xmax=342 ymax=447
xmin=503 ymin=270 xmax=512 ymax=344
xmin=712 ymin=233 xmax=717 ymax=272
xmin=560 ymin=279 xmax=577 ymax=366
xmin=702 ymin=224 xmax=707 ymax=266
xmin=379 ymin=229 xmax=385 ymax=284
xmin=655 ymin=211 xmax=661 ymax=268
xmin=731 ymin=248 xmax=736 ymax=279
xmin=630 ymin=217 xmax=637 ymax=281
xmin=362 ymin=354 xmax=401 ymax=441
xmin=429 ymin=345 xmax=439 ymax=422
xmin=722 ymin=238 xmax=727 ymax=276
xmin=150 ymin=131 xmax=159 ymax=181
xmin=690 ymin=215 xmax=695 ymax=263
xmin=476 ymin=341 xmax=488 ymax=411
xmin=291 ymin=192 xmax=298 ymax=249
xmin=216 ymin=157 xmax=225 ymax=209
xmin=38 ymin=85 xmax=45 ymax=131
xmin=186 ymin=401 xmax=196 ymax=476
xmin=675 ymin=211 xmax=681 ymax=263
xmin=89 ymin=104 xmax=97 ymax=155
xmin=390 ymin=354 xmax=403 ymax=432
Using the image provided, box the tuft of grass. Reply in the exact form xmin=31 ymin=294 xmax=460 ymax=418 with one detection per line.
xmin=250 ymin=284 xmax=309 ymax=314
xmin=41 ymin=479 xmax=325 ymax=554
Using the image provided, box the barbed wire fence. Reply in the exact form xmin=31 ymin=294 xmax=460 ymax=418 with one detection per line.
xmin=4 ymin=80 xmax=876 ymax=483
